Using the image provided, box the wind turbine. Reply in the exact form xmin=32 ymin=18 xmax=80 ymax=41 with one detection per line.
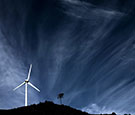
xmin=13 ymin=64 xmax=40 ymax=106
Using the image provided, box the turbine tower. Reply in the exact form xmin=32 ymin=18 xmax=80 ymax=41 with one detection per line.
xmin=13 ymin=64 xmax=40 ymax=106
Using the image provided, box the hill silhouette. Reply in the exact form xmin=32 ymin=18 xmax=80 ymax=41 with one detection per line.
xmin=0 ymin=101 xmax=118 ymax=115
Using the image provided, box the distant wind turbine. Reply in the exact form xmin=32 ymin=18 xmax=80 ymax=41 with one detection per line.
xmin=13 ymin=64 xmax=40 ymax=106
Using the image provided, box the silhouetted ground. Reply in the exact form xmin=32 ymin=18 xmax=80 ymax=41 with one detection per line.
xmin=0 ymin=101 xmax=120 ymax=115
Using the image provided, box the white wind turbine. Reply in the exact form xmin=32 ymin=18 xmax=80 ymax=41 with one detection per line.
xmin=13 ymin=64 xmax=40 ymax=106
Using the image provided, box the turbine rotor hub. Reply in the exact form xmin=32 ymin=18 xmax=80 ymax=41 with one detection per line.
xmin=25 ymin=80 xmax=29 ymax=83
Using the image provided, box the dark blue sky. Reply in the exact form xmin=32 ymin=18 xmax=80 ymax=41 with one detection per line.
xmin=0 ymin=0 xmax=135 ymax=114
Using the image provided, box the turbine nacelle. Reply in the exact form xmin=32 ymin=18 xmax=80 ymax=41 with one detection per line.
xmin=25 ymin=80 xmax=29 ymax=83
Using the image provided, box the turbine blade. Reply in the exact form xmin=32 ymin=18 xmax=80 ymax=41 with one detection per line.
xmin=13 ymin=82 xmax=25 ymax=91
xmin=28 ymin=82 xmax=40 ymax=92
xmin=27 ymin=64 xmax=32 ymax=80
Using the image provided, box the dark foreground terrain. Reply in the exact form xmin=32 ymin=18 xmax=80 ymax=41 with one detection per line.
xmin=0 ymin=101 xmax=118 ymax=115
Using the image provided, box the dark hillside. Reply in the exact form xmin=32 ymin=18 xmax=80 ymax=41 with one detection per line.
xmin=0 ymin=101 xmax=117 ymax=115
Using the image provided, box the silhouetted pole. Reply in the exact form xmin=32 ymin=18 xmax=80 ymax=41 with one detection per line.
xmin=60 ymin=98 xmax=62 ymax=105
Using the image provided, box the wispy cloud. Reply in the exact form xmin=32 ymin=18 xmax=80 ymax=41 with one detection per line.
xmin=0 ymin=31 xmax=39 ymax=108
xmin=0 ymin=0 xmax=134 ymax=114
xmin=59 ymin=0 xmax=125 ymax=20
